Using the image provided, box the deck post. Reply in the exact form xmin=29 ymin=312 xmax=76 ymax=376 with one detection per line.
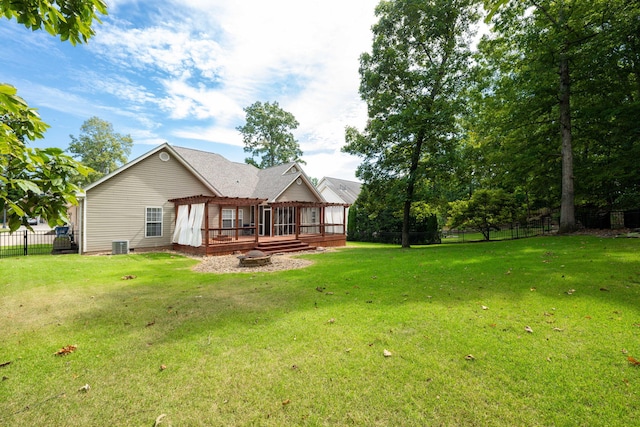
xmin=204 ymin=201 xmax=210 ymax=251
xmin=343 ymin=205 xmax=347 ymax=235
xmin=235 ymin=205 xmax=239 ymax=241
xmin=295 ymin=206 xmax=300 ymax=239
xmin=254 ymin=204 xmax=259 ymax=244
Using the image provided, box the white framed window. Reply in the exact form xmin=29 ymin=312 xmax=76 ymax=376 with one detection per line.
xmin=145 ymin=207 xmax=163 ymax=237
xmin=222 ymin=209 xmax=243 ymax=228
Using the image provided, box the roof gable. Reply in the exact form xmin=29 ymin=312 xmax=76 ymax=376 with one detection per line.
xmin=84 ymin=143 xmax=219 ymax=195
xmin=318 ymin=177 xmax=362 ymax=205
xmin=84 ymin=143 xmax=325 ymax=203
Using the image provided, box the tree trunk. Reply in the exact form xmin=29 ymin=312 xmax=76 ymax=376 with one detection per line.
xmin=402 ymin=131 xmax=425 ymax=248
xmin=558 ymin=47 xmax=576 ymax=233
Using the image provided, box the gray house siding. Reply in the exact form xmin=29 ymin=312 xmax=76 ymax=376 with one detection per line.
xmin=82 ymin=149 xmax=213 ymax=253
xmin=277 ymin=181 xmax=319 ymax=202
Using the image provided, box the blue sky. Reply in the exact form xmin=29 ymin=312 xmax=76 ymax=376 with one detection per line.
xmin=0 ymin=0 xmax=381 ymax=181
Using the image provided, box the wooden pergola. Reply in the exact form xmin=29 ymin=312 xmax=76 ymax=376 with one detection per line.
xmin=269 ymin=200 xmax=349 ymax=239
xmin=168 ymin=194 xmax=349 ymax=256
xmin=169 ymin=194 xmax=267 ymax=245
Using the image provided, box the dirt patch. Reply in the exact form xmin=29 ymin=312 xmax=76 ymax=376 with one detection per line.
xmin=191 ymin=249 xmax=333 ymax=274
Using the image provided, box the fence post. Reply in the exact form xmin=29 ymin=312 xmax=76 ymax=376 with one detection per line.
xmin=23 ymin=230 xmax=28 ymax=256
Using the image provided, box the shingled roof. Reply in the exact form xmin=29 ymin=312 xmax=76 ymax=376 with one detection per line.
xmin=84 ymin=143 xmax=319 ymax=203
xmin=171 ymin=145 xmax=312 ymax=202
xmin=319 ymin=177 xmax=362 ymax=205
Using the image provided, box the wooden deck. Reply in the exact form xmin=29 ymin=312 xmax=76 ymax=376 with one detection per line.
xmin=172 ymin=233 xmax=346 ymax=256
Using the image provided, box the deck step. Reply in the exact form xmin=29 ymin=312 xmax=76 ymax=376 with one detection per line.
xmin=254 ymin=239 xmax=315 ymax=254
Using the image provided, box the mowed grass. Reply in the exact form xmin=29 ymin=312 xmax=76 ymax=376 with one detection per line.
xmin=1 ymin=236 xmax=639 ymax=426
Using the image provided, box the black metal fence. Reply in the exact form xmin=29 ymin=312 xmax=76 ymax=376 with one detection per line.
xmin=0 ymin=228 xmax=78 ymax=259
xmin=442 ymin=218 xmax=553 ymax=244
xmin=576 ymin=209 xmax=640 ymax=229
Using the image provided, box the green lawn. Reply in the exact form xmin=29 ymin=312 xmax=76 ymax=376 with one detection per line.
xmin=1 ymin=236 xmax=639 ymax=426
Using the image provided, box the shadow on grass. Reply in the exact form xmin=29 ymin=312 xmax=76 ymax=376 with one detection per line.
xmin=50 ymin=236 xmax=640 ymax=352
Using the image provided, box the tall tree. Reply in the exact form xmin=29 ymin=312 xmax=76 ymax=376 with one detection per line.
xmin=343 ymin=0 xmax=478 ymax=248
xmin=68 ymin=116 xmax=133 ymax=184
xmin=237 ymin=101 xmax=304 ymax=168
xmin=476 ymin=0 xmax=639 ymax=230
xmin=1 ymin=0 xmax=106 ymax=230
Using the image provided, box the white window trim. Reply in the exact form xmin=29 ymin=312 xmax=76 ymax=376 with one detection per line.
xmin=145 ymin=206 xmax=163 ymax=238
xmin=222 ymin=208 xmax=243 ymax=228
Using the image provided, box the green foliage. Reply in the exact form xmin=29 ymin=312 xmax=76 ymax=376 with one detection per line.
xmin=469 ymin=0 xmax=640 ymax=220
xmin=343 ymin=0 xmax=477 ymax=247
xmin=448 ymin=188 xmax=520 ymax=240
xmin=1 ymin=85 xmax=91 ymax=230
xmin=347 ymin=184 xmax=440 ymax=244
xmin=0 ymin=0 xmax=105 ymax=230
xmin=0 ymin=0 xmax=107 ymax=45
xmin=237 ymin=101 xmax=304 ymax=168
xmin=68 ymin=116 xmax=133 ymax=185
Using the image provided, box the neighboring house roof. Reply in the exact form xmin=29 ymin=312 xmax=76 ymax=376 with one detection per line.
xmin=318 ymin=177 xmax=362 ymax=205
xmin=84 ymin=143 xmax=324 ymax=202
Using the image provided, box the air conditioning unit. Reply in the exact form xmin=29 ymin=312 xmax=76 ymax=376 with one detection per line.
xmin=112 ymin=240 xmax=129 ymax=255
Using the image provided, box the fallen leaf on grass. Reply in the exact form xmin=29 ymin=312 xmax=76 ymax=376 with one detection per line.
xmin=121 ymin=275 xmax=137 ymax=280
xmin=0 ymin=361 xmax=11 ymax=368
xmin=566 ymin=289 xmax=576 ymax=295
xmin=600 ymin=287 xmax=610 ymax=292
xmin=383 ymin=349 xmax=392 ymax=357
xmin=146 ymin=320 xmax=156 ymax=327
xmin=481 ymin=305 xmax=489 ymax=310
xmin=327 ymin=318 xmax=335 ymax=324
xmin=524 ymin=326 xmax=534 ymax=333
xmin=54 ymin=345 xmax=77 ymax=356
xmin=160 ymin=365 xmax=167 ymax=371
xmin=282 ymin=399 xmax=291 ymax=406
xmin=78 ymin=384 xmax=90 ymax=392
xmin=628 ymin=356 xmax=640 ymax=366
xmin=465 ymin=354 xmax=475 ymax=361
xmin=154 ymin=414 xmax=167 ymax=427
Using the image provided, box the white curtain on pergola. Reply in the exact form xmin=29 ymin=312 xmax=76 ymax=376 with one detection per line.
xmin=172 ymin=203 xmax=205 ymax=247
xmin=172 ymin=204 xmax=190 ymax=245
xmin=324 ymin=206 xmax=344 ymax=234
xmin=187 ymin=203 xmax=205 ymax=247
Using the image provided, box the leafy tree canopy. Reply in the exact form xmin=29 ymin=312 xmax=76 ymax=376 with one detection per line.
xmin=1 ymin=84 xmax=92 ymax=230
xmin=1 ymin=0 xmax=106 ymax=230
xmin=0 ymin=0 xmax=107 ymax=45
xmin=237 ymin=101 xmax=304 ymax=168
xmin=344 ymin=0 xmax=477 ymax=247
xmin=68 ymin=116 xmax=133 ymax=185
xmin=448 ymin=188 xmax=520 ymax=241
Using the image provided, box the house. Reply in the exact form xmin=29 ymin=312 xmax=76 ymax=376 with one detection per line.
xmin=317 ymin=177 xmax=362 ymax=234
xmin=77 ymin=143 xmax=348 ymax=256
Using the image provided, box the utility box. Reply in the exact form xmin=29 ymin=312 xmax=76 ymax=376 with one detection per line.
xmin=112 ymin=240 xmax=129 ymax=255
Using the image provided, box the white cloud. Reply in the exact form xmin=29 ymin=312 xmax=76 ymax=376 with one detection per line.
xmin=303 ymin=150 xmax=362 ymax=182
xmin=81 ymin=0 xmax=379 ymax=178
xmin=172 ymin=125 xmax=244 ymax=148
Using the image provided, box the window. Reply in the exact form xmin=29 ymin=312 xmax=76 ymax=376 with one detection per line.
xmin=145 ymin=207 xmax=162 ymax=237
xmin=222 ymin=209 xmax=243 ymax=228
